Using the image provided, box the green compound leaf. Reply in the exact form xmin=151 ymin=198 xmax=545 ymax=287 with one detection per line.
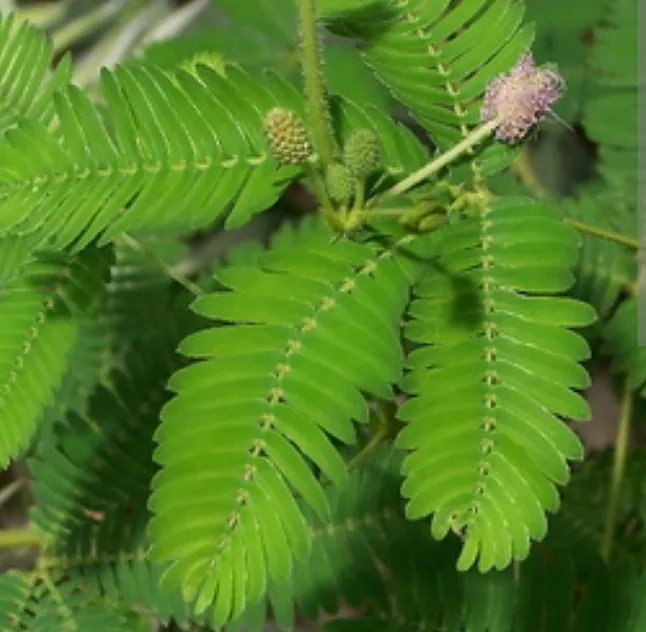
xmin=149 ymin=215 xmax=432 ymax=626
xmin=398 ymin=197 xmax=596 ymax=571
xmin=0 ymin=63 xmax=303 ymax=250
xmin=0 ymin=246 xmax=111 ymax=468
xmin=0 ymin=13 xmax=71 ymax=133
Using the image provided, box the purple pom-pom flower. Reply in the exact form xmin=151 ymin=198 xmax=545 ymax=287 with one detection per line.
xmin=481 ymin=52 xmax=565 ymax=142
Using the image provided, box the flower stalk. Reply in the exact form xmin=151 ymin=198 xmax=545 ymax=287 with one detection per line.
xmin=602 ymin=381 xmax=634 ymax=562
xmin=372 ymin=119 xmax=499 ymax=204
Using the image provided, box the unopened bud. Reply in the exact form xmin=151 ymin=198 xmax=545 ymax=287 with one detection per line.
xmin=326 ymin=163 xmax=354 ymax=206
xmin=263 ymin=107 xmax=311 ymax=165
xmin=343 ymin=129 xmax=381 ymax=180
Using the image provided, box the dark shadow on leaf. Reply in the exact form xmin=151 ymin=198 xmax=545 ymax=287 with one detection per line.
xmin=438 ymin=264 xmax=484 ymax=331
xmin=366 ymin=229 xmax=484 ymax=332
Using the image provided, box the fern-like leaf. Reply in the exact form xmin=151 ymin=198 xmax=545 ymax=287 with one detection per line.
xmin=564 ymin=192 xmax=635 ymax=327
xmin=0 ymin=246 xmax=111 ymax=467
xmin=398 ymin=197 xmax=596 ymax=571
xmin=232 ymin=447 xmax=644 ymax=632
xmin=0 ymin=63 xmax=303 ymax=250
xmin=0 ymin=8 xmax=432 ymax=253
xmin=0 ymin=13 xmax=71 ymax=133
xmin=26 ymin=301 xmax=202 ymax=627
xmin=0 ymin=571 xmax=35 ymax=631
xmin=149 ymin=215 xmax=432 ymax=624
xmin=0 ymin=570 xmax=134 ymax=632
xmin=551 ymin=448 xmax=646 ymax=562
xmin=29 ymin=290 xmax=194 ymax=537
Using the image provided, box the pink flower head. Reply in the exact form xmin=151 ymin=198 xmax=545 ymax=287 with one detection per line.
xmin=480 ymin=52 xmax=565 ymax=142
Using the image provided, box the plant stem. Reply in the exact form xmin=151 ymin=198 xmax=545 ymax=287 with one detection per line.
xmin=601 ymin=381 xmax=634 ymax=562
xmin=347 ymin=401 xmax=395 ymax=471
xmin=352 ymin=180 xmax=365 ymax=211
xmin=372 ymin=119 xmax=499 ymax=204
xmin=119 ymin=233 xmax=204 ymax=297
xmin=342 ymin=206 xmax=423 ymax=231
xmin=297 ymin=0 xmax=335 ymax=168
xmin=303 ymin=162 xmax=332 ymax=210
xmin=0 ymin=528 xmax=42 ymax=550
xmin=361 ymin=209 xmax=411 ymax=218
xmin=565 ymin=219 xmax=640 ymax=250
xmin=347 ymin=426 xmax=388 ymax=471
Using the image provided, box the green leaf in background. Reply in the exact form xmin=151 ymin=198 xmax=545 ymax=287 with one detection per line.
xmin=584 ymin=0 xmax=638 ymax=197
xmin=525 ymin=0 xmax=607 ymax=30
xmin=525 ymin=0 xmax=608 ymax=121
xmin=530 ymin=33 xmax=593 ymax=122
xmin=150 ymin=2 xmax=389 ymax=110
xmin=323 ymin=45 xmax=390 ymax=110
xmin=214 ymin=0 xmax=297 ymax=44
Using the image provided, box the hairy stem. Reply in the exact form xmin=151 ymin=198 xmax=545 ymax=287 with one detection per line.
xmin=372 ymin=119 xmax=499 ymax=204
xmin=0 ymin=528 xmax=42 ymax=550
xmin=297 ymin=0 xmax=335 ymax=168
xmin=601 ymin=381 xmax=634 ymax=562
xmin=565 ymin=219 xmax=640 ymax=250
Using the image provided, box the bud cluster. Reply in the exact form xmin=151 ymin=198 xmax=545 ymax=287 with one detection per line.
xmin=325 ymin=128 xmax=382 ymax=208
xmin=262 ymin=107 xmax=384 ymax=211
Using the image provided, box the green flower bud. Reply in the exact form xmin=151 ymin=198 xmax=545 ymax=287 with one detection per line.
xmin=263 ymin=107 xmax=311 ymax=165
xmin=326 ymin=163 xmax=354 ymax=206
xmin=343 ymin=129 xmax=381 ymax=180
